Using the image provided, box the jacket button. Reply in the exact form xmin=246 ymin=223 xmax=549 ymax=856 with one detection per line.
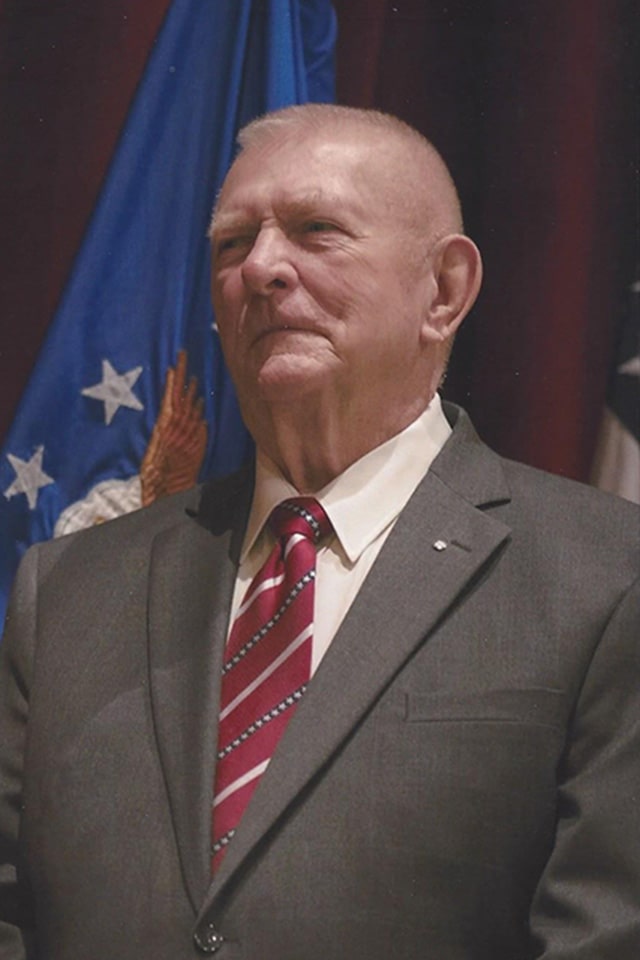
xmin=193 ymin=922 xmax=225 ymax=954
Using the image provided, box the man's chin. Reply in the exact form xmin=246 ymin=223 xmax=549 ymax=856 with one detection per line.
xmin=253 ymin=351 xmax=334 ymax=398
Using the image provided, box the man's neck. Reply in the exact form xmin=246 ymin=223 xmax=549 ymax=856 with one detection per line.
xmin=250 ymin=394 xmax=433 ymax=492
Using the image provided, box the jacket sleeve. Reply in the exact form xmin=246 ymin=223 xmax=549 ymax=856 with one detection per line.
xmin=529 ymin=576 xmax=640 ymax=957
xmin=0 ymin=546 xmax=39 ymax=958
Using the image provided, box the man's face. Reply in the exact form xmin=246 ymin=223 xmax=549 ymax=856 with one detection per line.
xmin=210 ymin=130 xmax=435 ymax=432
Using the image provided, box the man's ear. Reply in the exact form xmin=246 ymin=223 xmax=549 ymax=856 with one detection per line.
xmin=420 ymin=234 xmax=483 ymax=345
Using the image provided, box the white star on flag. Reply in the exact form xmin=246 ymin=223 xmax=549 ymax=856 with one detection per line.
xmin=82 ymin=359 xmax=144 ymax=425
xmin=4 ymin=446 xmax=55 ymax=510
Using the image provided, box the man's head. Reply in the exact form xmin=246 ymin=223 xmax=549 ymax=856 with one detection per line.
xmin=209 ymin=104 xmax=482 ymax=474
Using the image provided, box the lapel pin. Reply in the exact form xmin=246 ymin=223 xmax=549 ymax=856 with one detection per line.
xmin=432 ymin=539 xmax=448 ymax=552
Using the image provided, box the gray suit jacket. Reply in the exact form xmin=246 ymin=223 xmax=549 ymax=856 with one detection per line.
xmin=1 ymin=404 xmax=639 ymax=959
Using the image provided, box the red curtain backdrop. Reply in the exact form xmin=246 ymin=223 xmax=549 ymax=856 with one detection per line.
xmin=1 ymin=0 xmax=636 ymax=480
xmin=0 ymin=0 xmax=172 ymax=441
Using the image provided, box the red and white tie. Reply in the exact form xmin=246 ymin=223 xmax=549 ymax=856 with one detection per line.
xmin=211 ymin=497 xmax=331 ymax=872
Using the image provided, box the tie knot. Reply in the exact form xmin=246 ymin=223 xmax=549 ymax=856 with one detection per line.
xmin=270 ymin=497 xmax=331 ymax=545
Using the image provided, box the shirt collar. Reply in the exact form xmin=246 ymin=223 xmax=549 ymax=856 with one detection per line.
xmin=240 ymin=393 xmax=451 ymax=564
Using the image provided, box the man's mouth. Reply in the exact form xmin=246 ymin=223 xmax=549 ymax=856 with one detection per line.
xmin=254 ymin=323 xmax=317 ymax=342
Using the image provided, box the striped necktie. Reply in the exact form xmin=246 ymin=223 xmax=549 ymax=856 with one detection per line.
xmin=211 ymin=496 xmax=331 ymax=871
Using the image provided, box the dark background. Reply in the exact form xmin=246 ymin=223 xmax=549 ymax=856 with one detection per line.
xmin=1 ymin=0 xmax=637 ymax=480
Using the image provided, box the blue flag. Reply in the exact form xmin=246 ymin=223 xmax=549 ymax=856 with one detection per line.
xmin=0 ymin=0 xmax=336 ymax=628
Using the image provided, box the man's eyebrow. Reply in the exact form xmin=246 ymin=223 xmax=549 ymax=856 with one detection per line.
xmin=208 ymin=212 xmax=254 ymax=239
xmin=208 ymin=192 xmax=360 ymax=239
xmin=278 ymin=191 xmax=351 ymax=217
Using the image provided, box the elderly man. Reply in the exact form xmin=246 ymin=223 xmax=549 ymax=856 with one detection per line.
xmin=1 ymin=105 xmax=638 ymax=959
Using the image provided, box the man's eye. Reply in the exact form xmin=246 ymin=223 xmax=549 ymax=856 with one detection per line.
xmin=303 ymin=221 xmax=335 ymax=234
xmin=216 ymin=235 xmax=251 ymax=254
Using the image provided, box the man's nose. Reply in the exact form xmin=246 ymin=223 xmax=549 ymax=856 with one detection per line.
xmin=241 ymin=228 xmax=297 ymax=294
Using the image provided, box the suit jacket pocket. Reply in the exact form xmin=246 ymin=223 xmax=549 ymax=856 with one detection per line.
xmin=404 ymin=687 xmax=566 ymax=729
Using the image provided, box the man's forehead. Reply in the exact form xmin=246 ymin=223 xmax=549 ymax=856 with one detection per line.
xmin=214 ymin=138 xmax=378 ymax=222
xmin=212 ymin=185 xmax=365 ymax=235
xmin=226 ymin=128 xmax=395 ymax=191
xmin=220 ymin=122 xmax=463 ymax=238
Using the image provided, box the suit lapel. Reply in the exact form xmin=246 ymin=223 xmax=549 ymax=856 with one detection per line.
xmin=200 ymin=408 xmax=513 ymax=909
xmin=147 ymin=472 xmax=252 ymax=911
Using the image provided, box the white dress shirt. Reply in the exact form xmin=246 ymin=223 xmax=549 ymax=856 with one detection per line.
xmin=229 ymin=393 xmax=451 ymax=674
